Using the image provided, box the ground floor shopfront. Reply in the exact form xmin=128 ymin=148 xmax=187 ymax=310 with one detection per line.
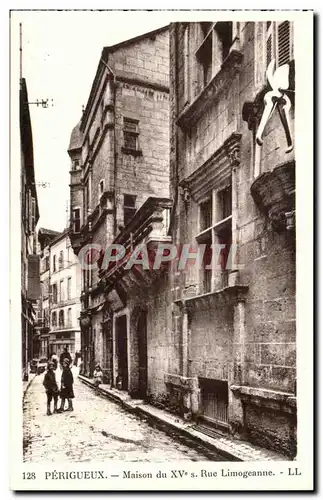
xmin=48 ymin=328 xmax=81 ymax=358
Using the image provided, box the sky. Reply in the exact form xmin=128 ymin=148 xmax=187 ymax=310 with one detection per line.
xmin=11 ymin=11 xmax=169 ymax=232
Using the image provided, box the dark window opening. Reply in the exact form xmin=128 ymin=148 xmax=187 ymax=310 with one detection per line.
xmin=200 ymin=197 xmax=212 ymax=231
xmin=52 ymin=284 xmax=58 ymax=304
xmin=123 ymin=118 xmax=140 ymax=153
xmin=218 ymin=185 xmax=232 ymax=220
xmin=59 ymin=310 xmax=65 ymax=328
xmin=200 ymin=378 xmax=229 ymax=426
xmin=123 ymin=194 xmax=137 ymax=227
xmin=217 ymin=223 xmax=232 ymax=288
xmin=72 ymin=159 xmax=80 ymax=170
xmin=216 ymin=22 xmax=233 ymax=61
xmin=73 ymin=208 xmax=80 ymax=233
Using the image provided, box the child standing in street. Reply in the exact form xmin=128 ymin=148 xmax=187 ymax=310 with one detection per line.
xmin=43 ymin=361 xmax=59 ymax=415
xmin=93 ymin=364 xmax=103 ymax=387
xmin=58 ymin=359 xmax=75 ymax=412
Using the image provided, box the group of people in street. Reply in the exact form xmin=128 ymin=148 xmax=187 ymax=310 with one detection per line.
xmin=43 ymin=347 xmax=75 ymax=416
xmin=42 ymin=347 xmax=105 ymax=415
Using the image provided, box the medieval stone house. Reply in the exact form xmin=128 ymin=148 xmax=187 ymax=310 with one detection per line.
xmin=68 ymin=26 xmax=170 ymax=387
xmin=69 ymin=21 xmax=296 ymax=458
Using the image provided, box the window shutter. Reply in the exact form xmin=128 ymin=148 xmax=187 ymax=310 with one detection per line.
xmin=277 ymin=21 xmax=291 ymax=67
xmin=27 ymin=254 xmax=40 ymax=300
xmin=266 ymin=25 xmax=273 ymax=69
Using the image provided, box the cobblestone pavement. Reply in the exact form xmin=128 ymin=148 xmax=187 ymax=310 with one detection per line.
xmin=23 ymin=370 xmax=221 ymax=463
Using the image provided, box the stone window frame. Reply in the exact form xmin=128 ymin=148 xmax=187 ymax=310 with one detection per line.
xmin=195 ymin=22 xmax=234 ymax=92
xmin=122 ymin=117 xmax=142 ymax=156
xmin=195 ymin=182 xmax=233 ymax=294
xmin=72 ymin=207 xmax=81 ymax=233
xmin=123 ymin=194 xmax=137 ymax=227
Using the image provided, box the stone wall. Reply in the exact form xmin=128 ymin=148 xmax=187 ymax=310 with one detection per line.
xmin=168 ymin=21 xmax=296 ymax=456
xmin=114 ymin=81 xmax=170 ymax=230
xmin=107 ymin=28 xmax=169 ymax=87
xmin=189 ymin=305 xmax=234 ymax=381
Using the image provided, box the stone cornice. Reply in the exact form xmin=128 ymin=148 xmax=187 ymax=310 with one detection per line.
xmin=181 ymin=132 xmax=241 ymax=203
xmin=230 ymin=385 xmax=296 ymax=415
xmin=175 ymin=284 xmax=249 ymax=313
xmin=177 ymin=49 xmax=243 ymax=130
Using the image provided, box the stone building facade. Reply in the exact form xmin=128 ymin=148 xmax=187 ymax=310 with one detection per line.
xmin=47 ymin=230 xmax=81 ymax=358
xmin=35 ymin=228 xmax=60 ymax=358
xmin=20 ymin=77 xmax=40 ymax=380
xmin=165 ymin=21 xmax=296 ymax=457
xmin=68 ymin=26 xmax=170 ymax=380
xmin=98 ymin=21 xmax=295 ymax=458
xmin=69 ymin=21 xmax=296 ymax=458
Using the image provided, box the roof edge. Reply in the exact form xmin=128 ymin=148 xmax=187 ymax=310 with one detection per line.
xmin=102 ymin=24 xmax=169 ymax=55
xmin=80 ymin=25 xmax=169 ymax=132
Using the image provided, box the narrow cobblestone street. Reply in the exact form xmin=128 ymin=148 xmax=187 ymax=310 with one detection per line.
xmin=23 ymin=371 xmax=222 ymax=463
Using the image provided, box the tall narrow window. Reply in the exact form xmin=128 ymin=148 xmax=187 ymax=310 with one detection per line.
xmin=59 ymin=310 xmax=65 ymax=328
xmin=197 ymin=195 xmax=213 ymax=294
xmin=67 ymin=277 xmax=72 ymax=300
xmin=200 ymin=197 xmax=212 ymax=232
xmin=59 ymin=280 xmax=64 ymax=302
xmin=52 ymin=284 xmax=57 ymax=304
xmin=123 ymin=194 xmax=137 ymax=227
xmin=53 ymin=255 xmax=57 ymax=272
xmin=196 ymin=22 xmax=233 ymax=90
xmin=122 ymin=118 xmax=140 ymax=154
xmin=72 ymin=159 xmax=80 ymax=171
xmin=59 ymin=250 xmax=64 ymax=270
xmin=52 ymin=311 xmax=57 ymax=328
xmin=72 ymin=208 xmax=81 ymax=232
xmin=216 ymin=184 xmax=232 ymax=288
xmin=99 ymin=179 xmax=105 ymax=200
xmin=67 ymin=308 xmax=72 ymax=327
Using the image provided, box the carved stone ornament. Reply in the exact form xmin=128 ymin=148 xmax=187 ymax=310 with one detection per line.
xmin=250 ymin=161 xmax=295 ymax=232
